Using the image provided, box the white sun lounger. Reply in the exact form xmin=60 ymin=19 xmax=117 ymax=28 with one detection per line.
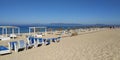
xmin=36 ymin=38 xmax=44 ymax=46
xmin=0 ymin=46 xmax=11 ymax=55
xmin=9 ymin=41 xmax=18 ymax=52
xmin=45 ymin=38 xmax=51 ymax=45
xmin=57 ymin=37 xmax=61 ymax=42
xmin=27 ymin=37 xmax=36 ymax=48
xmin=0 ymin=36 xmax=10 ymax=41
xmin=8 ymin=40 xmax=26 ymax=52
xmin=17 ymin=40 xmax=26 ymax=51
xmin=51 ymin=38 xmax=57 ymax=42
xmin=9 ymin=34 xmax=17 ymax=38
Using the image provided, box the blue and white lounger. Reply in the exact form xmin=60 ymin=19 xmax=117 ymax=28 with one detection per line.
xmin=45 ymin=38 xmax=51 ymax=45
xmin=36 ymin=38 xmax=44 ymax=46
xmin=51 ymin=38 xmax=57 ymax=42
xmin=9 ymin=41 xmax=18 ymax=52
xmin=0 ymin=46 xmax=11 ymax=55
xmin=57 ymin=37 xmax=61 ymax=42
xmin=27 ymin=37 xmax=36 ymax=48
xmin=9 ymin=40 xmax=26 ymax=52
xmin=17 ymin=40 xmax=26 ymax=51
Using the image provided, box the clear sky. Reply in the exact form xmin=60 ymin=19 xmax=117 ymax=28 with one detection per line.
xmin=0 ymin=0 xmax=120 ymax=24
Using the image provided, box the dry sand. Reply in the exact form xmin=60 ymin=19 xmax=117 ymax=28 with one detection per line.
xmin=0 ymin=28 xmax=120 ymax=60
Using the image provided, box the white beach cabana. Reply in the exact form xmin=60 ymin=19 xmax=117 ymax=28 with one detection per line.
xmin=0 ymin=26 xmax=20 ymax=41
xmin=29 ymin=27 xmax=47 ymax=37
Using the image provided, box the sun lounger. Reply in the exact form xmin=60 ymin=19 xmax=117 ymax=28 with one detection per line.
xmin=0 ymin=36 xmax=10 ymax=41
xmin=51 ymin=38 xmax=57 ymax=42
xmin=45 ymin=38 xmax=51 ymax=45
xmin=0 ymin=46 xmax=11 ymax=55
xmin=9 ymin=40 xmax=26 ymax=52
xmin=9 ymin=41 xmax=18 ymax=52
xmin=35 ymin=34 xmax=42 ymax=38
xmin=27 ymin=37 xmax=36 ymax=48
xmin=36 ymin=38 xmax=44 ymax=46
xmin=9 ymin=34 xmax=17 ymax=38
xmin=17 ymin=40 xmax=26 ymax=51
xmin=57 ymin=37 xmax=61 ymax=42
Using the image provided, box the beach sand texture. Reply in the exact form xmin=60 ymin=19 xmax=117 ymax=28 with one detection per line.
xmin=0 ymin=29 xmax=120 ymax=60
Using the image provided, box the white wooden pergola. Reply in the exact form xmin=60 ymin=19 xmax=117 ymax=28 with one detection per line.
xmin=29 ymin=27 xmax=47 ymax=37
xmin=0 ymin=26 xmax=20 ymax=40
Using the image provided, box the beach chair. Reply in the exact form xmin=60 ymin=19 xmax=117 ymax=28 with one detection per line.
xmin=17 ymin=40 xmax=26 ymax=52
xmin=57 ymin=37 xmax=61 ymax=42
xmin=9 ymin=34 xmax=17 ymax=38
xmin=35 ymin=34 xmax=42 ymax=37
xmin=45 ymin=38 xmax=51 ymax=45
xmin=9 ymin=40 xmax=26 ymax=52
xmin=27 ymin=37 xmax=36 ymax=49
xmin=42 ymin=38 xmax=46 ymax=45
xmin=37 ymin=38 xmax=44 ymax=46
xmin=34 ymin=38 xmax=39 ymax=47
xmin=9 ymin=41 xmax=18 ymax=52
xmin=0 ymin=36 xmax=10 ymax=41
xmin=51 ymin=38 xmax=57 ymax=42
xmin=0 ymin=46 xmax=11 ymax=55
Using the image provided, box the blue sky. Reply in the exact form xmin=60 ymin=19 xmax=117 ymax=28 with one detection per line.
xmin=0 ymin=0 xmax=120 ymax=24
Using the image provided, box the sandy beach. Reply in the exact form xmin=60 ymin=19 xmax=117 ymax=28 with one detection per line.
xmin=0 ymin=28 xmax=120 ymax=60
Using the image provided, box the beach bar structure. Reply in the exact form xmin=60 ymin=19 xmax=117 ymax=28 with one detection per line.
xmin=29 ymin=27 xmax=47 ymax=37
xmin=0 ymin=26 xmax=20 ymax=41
